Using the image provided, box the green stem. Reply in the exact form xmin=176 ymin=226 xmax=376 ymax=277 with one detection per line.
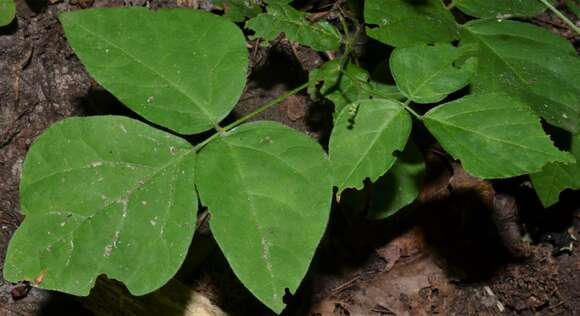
xmin=339 ymin=69 xmax=423 ymax=120
xmin=193 ymin=82 xmax=310 ymax=152
xmin=538 ymin=0 xmax=580 ymax=34
xmin=401 ymin=99 xmax=422 ymax=120
xmin=223 ymin=82 xmax=310 ymax=131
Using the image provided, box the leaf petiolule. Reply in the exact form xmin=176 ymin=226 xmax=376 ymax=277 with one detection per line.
xmin=364 ymin=0 xmax=458 ymax=47
xmin=5 ymin=116 xmax=198 ymax=296
xmin=59 ymin=8 xmax=248 ymax=135
xmin=195 ymin=121 xmax=332 ymax=314
xmin=454 ymin=0 xmax=548 ymax=18
xmin=530 ymin=133 xmax=580 ymax=207
xmin=390 ymin=43 xmax=477 ymax=104
xmin=424 ymin=93 xmax=574 ymax=179
xmin=461 ymin=19 xmax=580 ymax=133
xmin=330 ymin=99 xmax=412 ymax=194
xmin=246 ymin=3 xmax=341 ymax=51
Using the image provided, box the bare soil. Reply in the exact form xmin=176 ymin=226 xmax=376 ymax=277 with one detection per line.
xmin=1 ymin=1 xmax=579 ymax=315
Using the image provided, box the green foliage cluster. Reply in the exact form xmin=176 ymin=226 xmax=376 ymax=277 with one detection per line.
xmin=4 ymin=0 xmax=580 ymax=314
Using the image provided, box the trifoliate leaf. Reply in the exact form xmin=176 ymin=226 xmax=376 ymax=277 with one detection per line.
xmin=367 ymin=141 xmax=425 ymax=219
xmin=246 ymin=3 xmax=341 ymax=51
xmin=330 ymin=99 xmax=412 ymax=194
xmin=424 ymin=93 xmax=574 ymax=179
xmin=196 ymin=121 xmax=332 ymax=314
xmin=364 ymin=0 xmax=458 ymax=47
xmin=211 ymin=0 xmax=262 ymax=22
xmin=0 ymin=0 xmax=15 ymax=26
xmin=455 ymin=0 xmax=548 ymax=18
xmin=462 ymin=19 xmax=580 ymax=133
xmin=59 ymin=8 xmax=248 ymax=135
xmin=4 ymin=116 xmax=198 ymax=296
xmin=531 ymin=134 xmax=580 ymax=207
xmin=390 ymin=43 xmax=477 ymax=104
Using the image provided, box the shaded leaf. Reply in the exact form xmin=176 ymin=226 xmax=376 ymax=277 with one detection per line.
xmin=367 ymin=141 xmax=426 ymax=219
xmin=330 ymin=99 xmax=412 ymax=194
xmin=462 ymin=19 xmax=580 ymax=133
xmin=566 ymin=0 xmax=580 ymax=16
xmin=196 ymin=121 xmax=332 ymax=314
xmin=424 ymin=93 xmax=574 ymax=179
xmin=308 ymin=60 xmax=371 ymax=115
xmin=246 ymin=3 xmax=341 ymax=51
xmin=391 ymin=43 xmax=477 ymax=104
xmin=211 ymin=0 xmax=262 ymax=22
xmin=0 ymin=0 xmax=15 ymax=26
xmin=455 ymin=0 xmax=548 ymax=18
xmin=4 ymin=116 xmax=197 ymax=296
xmin=531 ymin=134 xmax=580 ymax=207
xmin=364 ymin=0 xmax=458 ymax=47
xmin=60 ymin=8 xmax=248 ymax=134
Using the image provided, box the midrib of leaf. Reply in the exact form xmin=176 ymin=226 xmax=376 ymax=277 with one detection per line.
xmin=337 ymin=108 xmax=403 ymax=190
xmin=469 ymin=31 xmax=579 ymax=115
xmin=220 ymin=139 xmax=278 ymax=303
xmin=70 ymin=22 xmax=217 ymax=125
xmin=426 ymin=113 xmax=565 ymax=158
xmin=407 ymin=60 xmax=452 ymax=99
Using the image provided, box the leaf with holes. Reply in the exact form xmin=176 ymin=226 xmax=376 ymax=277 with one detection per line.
xmin=364 ymin=0 xmax=458 ymax=47
xmin=4 ymin=116 xmax=197 ymax=296
xmin=330 ymin=99 xmax=412 ymax=195
xmin=461 ymin=19 xmax=580 ymax=133
xmin=59 ymin=8 xmax=248 ymax=134
xmin=530 ymin=133 xmax=580 ymax=207
xmin=424 ymin=93 xmax=574 ymax=179
xmin=195 ymin=121 xmax=332 ymax=314
xmin=246 ymin=3 xmax=341 ymax=51
xmin=0 ymin=0 xmax=15 ymax=26
xmin=454 ymin=0 xmax=548 ymax=18
xmin=390 ymin=43 xmax=477 ymax=104
xmin=367 ymin=141 xmax=426 ymax=219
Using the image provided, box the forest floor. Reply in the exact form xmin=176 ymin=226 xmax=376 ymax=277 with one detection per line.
xmin=0 ymin=0 xmax=579 ymax=315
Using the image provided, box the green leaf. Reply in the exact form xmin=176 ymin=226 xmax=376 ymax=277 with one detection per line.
xmin=530 ymin=134 xmax=580 ymax=207
xmin=455 ymin=0 xmax=548 ymax=18
xmin=308 ymin=60 xmax=371 ymax=115
xmin=330 ymin=99 xmax=412 ymax=194
xmin=424 ymin=93 xmax=574 ymax=179
xmin=59 ymin=8 xmax=248 ymax=135
xmin=462 ymin=19 xmax=580 ymax=133
xmin=390 ymin=43 xmax=477 ymax=104
xmin=364 ymin=0 xmax=458 ymax=47
xmin=246 ymin=3 xmax=341 ymax=51
xmin=195 ymin=121 xmax=332 ymax=314
xmin=4 ymin=116 xmax=197 ymax=296
xmin=367 ymin=141 xmax=425 ymax=219
xmin=211 ymin=0 xmax=262 ymax=22
xmin=566 ymin=0 xmax=580 ymax=16
xmin=0 ymin=0 xmax=15 ymax=26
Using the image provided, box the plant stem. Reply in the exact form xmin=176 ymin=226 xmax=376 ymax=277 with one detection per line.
xmin=193 ymin=81 xmax=310 ymax=151
xmin=401 ymin=99 xmax=422 ymax=120
xmin=538 ymin=0 xmax=580 ymax=34
xmin=223 ymin=82 xmax=310 ymax=131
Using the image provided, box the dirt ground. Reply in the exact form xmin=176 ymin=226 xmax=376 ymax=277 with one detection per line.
xmin=1 ymin=0 xmax=579 ymax=315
